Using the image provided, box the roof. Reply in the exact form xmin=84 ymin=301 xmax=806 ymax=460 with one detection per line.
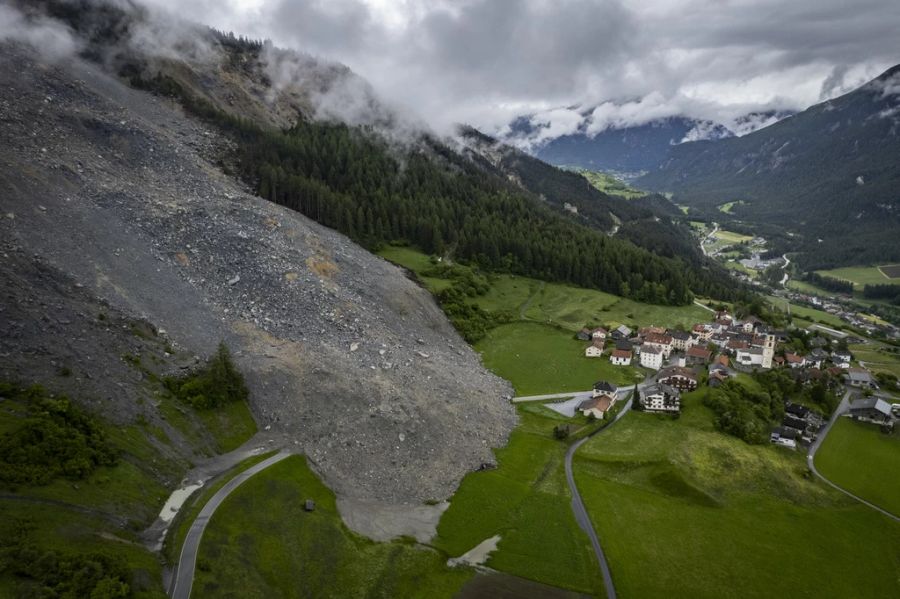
xmin=784 ymin=402 xmax=809 ymax=417
xmin=668 ymin=330 xmax=691 ymax=340
xmin=591 ymin=338 xmax=605 ymax=348
xmin=849 ymin=397 xmax=891 ymax=416
xmin=645 ymin=333 xmax=674 ymax=345
xmin=592 ymin=327 xmax=608 ymax=334
xmin=611 ymin=349 xmax=632 ymax=359
xmin=643 ymin=383 xmax=679 ymax=397
xmin=785 ymin=353 xmax=804 ymax=364
xmin=715 ymin=355 xmax=729 ymax=367
xmin=783 ymin=415 xmax=807 ymax=431
xmin=772 ymin=427 xmax=799 ymax=440
xmin=727 ymin=339 xmax=750 ymax=350
xmin=615 ymin=324 xmax=632 ymax=335
xmin=593 ymin=380 xmax=618 ymax=393
xmin=687 ymin=345 xmax=711 ymax=359
xmin=658 ymin=366 xmax=698 ymax=381
xmin=579 ymin=395 xmax=613 ymax=412
xmin=845 ymin=368 xmax=874 ymax=383
xmin=641 ymin=344 xmax=662 ymax=355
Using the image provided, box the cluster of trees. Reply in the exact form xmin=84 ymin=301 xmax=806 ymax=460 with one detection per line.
xmin=164 ymin=343 xmax=248 ymax=410
xmin=863 ymin=283 xmax=900 ymax=304
xmin=0 ymin=383 xmax=118 ymax=487
xmin=703 ymin=379 xmax=785 ymax=444
xmin=803 ymin=272 xmax=854 ymax=294
xmin=0 ymin=519 xmax=131 ymax=598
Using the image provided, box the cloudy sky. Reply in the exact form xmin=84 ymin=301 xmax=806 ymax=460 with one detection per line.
xmin=140 ymin=0 xmax=900 ymax=139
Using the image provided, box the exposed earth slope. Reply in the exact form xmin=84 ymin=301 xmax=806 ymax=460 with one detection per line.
xmin=0 ymin=41 xmax=515 ymax=511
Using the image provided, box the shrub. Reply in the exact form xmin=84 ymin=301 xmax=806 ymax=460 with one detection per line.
xmin=164 ymin=343 xmax=249 ymax=410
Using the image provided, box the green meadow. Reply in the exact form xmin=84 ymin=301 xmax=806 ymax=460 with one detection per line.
xmin=816 ymin=418 xmax=900 ymax=515
xmin=573 ymin=389 xmax=900 ymax=598
xmin=193 ymin=455 xmax=474 ymax=599
xmin=816 ymin=265 xmax=899 ymax=290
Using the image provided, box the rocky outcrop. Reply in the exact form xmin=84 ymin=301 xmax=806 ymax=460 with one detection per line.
xmin=0 ymin=43 xmax=516 ymax=505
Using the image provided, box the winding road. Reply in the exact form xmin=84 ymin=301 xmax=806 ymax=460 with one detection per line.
xmin=564 ymin=395 xmax=634 ymax=599
xmin=806 ymin=391 xmax=900 ymax=523
xmin=169 ymin=450 xmax=292 ymax=599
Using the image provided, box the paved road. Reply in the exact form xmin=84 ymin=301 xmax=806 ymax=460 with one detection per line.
xmin=807 ymin=391 xmax=900 ymax=523
xmin=512 ymin=391 xmax=592 ymax=403
xmin=564 ymin=396 xmax=633 ymax=599
xmin=170 ymin=450 xmax=292 ymax=599
xmin=780 ymin=253 xmax=791 ymax=288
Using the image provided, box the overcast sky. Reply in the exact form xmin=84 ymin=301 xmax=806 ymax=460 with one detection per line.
xmin=139 ymin=0 xmax=900 ymax=139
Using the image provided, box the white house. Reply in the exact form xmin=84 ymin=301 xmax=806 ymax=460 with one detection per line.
xmin=640 ymin=344 xmax=663 ymax=370
xmin=591 ymin=327 xmax=608 ymax=340
xmin=643 ymin=333 xmax=674 ymax=358
xmin=640 ymin=383 xmax=680 ymax=412
xmin=610 ymin=349 xmax=632 ymax=366
xmin=593 ymin=380 xmax=619 ymax=400
xmin=585 ymin=340 xmax=604 ymax=358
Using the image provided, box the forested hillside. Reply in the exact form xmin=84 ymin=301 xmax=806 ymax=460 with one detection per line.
xmin=638 ymin=66 xmax=900 ymax=269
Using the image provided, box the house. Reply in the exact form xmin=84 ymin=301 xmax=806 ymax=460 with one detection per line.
xmin=727 ymin=339 xmax=750 ymax=352
xmin=657 ymin=366 xmax=699 ymax=391
xmin=832 ymin=350 xmax=852 ymax=364
xmin=784 ymin=402 xmax=810 ymax=419
xmin=692 ymin=324 xmax=712 ymax=341
xmin=735 ymin=347 xmax=766 ymax=368
xmin=783 ymin=414 xmax=808 ymax=433
xmin=614 ymin=339 xmax=634 ymax=352
xmin=578 ymin=394 xmax=614 ymax=419
xmin=591 ymin=327 xmax=608 ymax=340
xmin=585 ymin=339 xmax=605 ymax=358
xmin=715 ymin=309 xmax=733 ymax=323
xmin=610 ymin=324 xmax=633 ymax=340
xmin=593 ymin=381 xmax=619 ymax=399
xmin=643 ymin=333 xmax=674 ymax=358
xmin=772 ymin=355 xmax=785 ymax=368
xmin=770 ymin=427 xmax=798 ymax=449
xmin=785 ymin=353 xmax=806 ymax=368
xmin=610 ymin=349 xmax=632 ymax=366
xmin=640 ymin=345 xmax=664 ymax=370
xmin=844 ymin=368 xmax=877 ymax=389
xmin=848 ymin=397 xmax=892 ymax=423
xmin=576 ymin=328 xmax=592 ymax=341
xmin=640 ymin=326 xmax=667 ymax=338
xmin=742 ymin=315 xmax=765 ymax=332
xmin=640 ymin=383 xmax=680 ymax=412
xmin=668 ymin=330 xmax=694 ymax=351
xmin=686 ymin=345 xmax=712 ymax=365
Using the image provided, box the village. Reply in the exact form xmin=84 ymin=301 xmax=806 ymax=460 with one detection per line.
xmin=562 ymin=308 xmax=899 ymax=449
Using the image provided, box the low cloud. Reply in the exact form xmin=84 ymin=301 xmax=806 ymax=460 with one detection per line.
xmin=0 ymin=3 xmax=80 ymax=60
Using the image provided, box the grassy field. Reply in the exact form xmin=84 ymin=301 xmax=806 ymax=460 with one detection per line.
xmin=767 ymin=295 xmax=848 ymax=329
xmin=433 ymin=407 xmax=604 ymax=596
xmin=476 ymin=322 xmax=645 ymax=395
xmin=577 ymin=170 xmax=645 ymax=199
xmin=816 ymin=265 xmax=899 ymax=290
xmin=163 ymin=451 xmax=278 ymax=564
xmin=380 ymin=246 xmax=711 ymax=334
xmin=193 ymin=455 xmax=474 ymax=599
xmin=816 ymin=418 xmax=900 ymax=515
xmin=573 ymin=389 xmax=900 ymax=598
xmin=717 ymin=201 xmax=745 ymax=213
xmin=848 ymin=341 xmax=900 ymax=379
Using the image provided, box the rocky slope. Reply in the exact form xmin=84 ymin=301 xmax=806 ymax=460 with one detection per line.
xmin=0 ymin=41 xmax=516 ymax=512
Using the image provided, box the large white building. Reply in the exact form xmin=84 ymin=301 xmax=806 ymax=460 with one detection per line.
xmin=640 ymin=345 xmax=663 ymax=370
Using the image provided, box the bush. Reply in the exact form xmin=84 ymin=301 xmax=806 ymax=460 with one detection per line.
xmin=164 ymin=343 xmax=248 ymax=410
xmin=0 ymin=384 xmax=118 ymax=487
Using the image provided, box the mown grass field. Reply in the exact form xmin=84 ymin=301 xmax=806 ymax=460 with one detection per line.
xmin=573 ymin=389 xmax=900 ymax=598
xmin=717 ymin=200 xmax=745 ymax=213
xmin=707 ymin=228 xmax=753 ymax=253
xmin=816 ymin=418 xmax=900 ymax=515
xmin=816 ymin=265 xmax=899 ymax=290
xmin=433 ymin=407 xmax=604 ymax=596
xmin=476 ymin=322 xmax=645 ymax=396
xmin=193 ymin=455 xmax=474 ymax=599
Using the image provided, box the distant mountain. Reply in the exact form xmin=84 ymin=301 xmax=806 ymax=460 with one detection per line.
xmin=507 ymin=116 xmax=733 ymax=175
xmin=637 ymin=66 xmax=900 ymax=269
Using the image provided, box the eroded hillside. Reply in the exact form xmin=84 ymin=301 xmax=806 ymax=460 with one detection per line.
xmin=0 ymin=42 xmax=515 ymax=512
